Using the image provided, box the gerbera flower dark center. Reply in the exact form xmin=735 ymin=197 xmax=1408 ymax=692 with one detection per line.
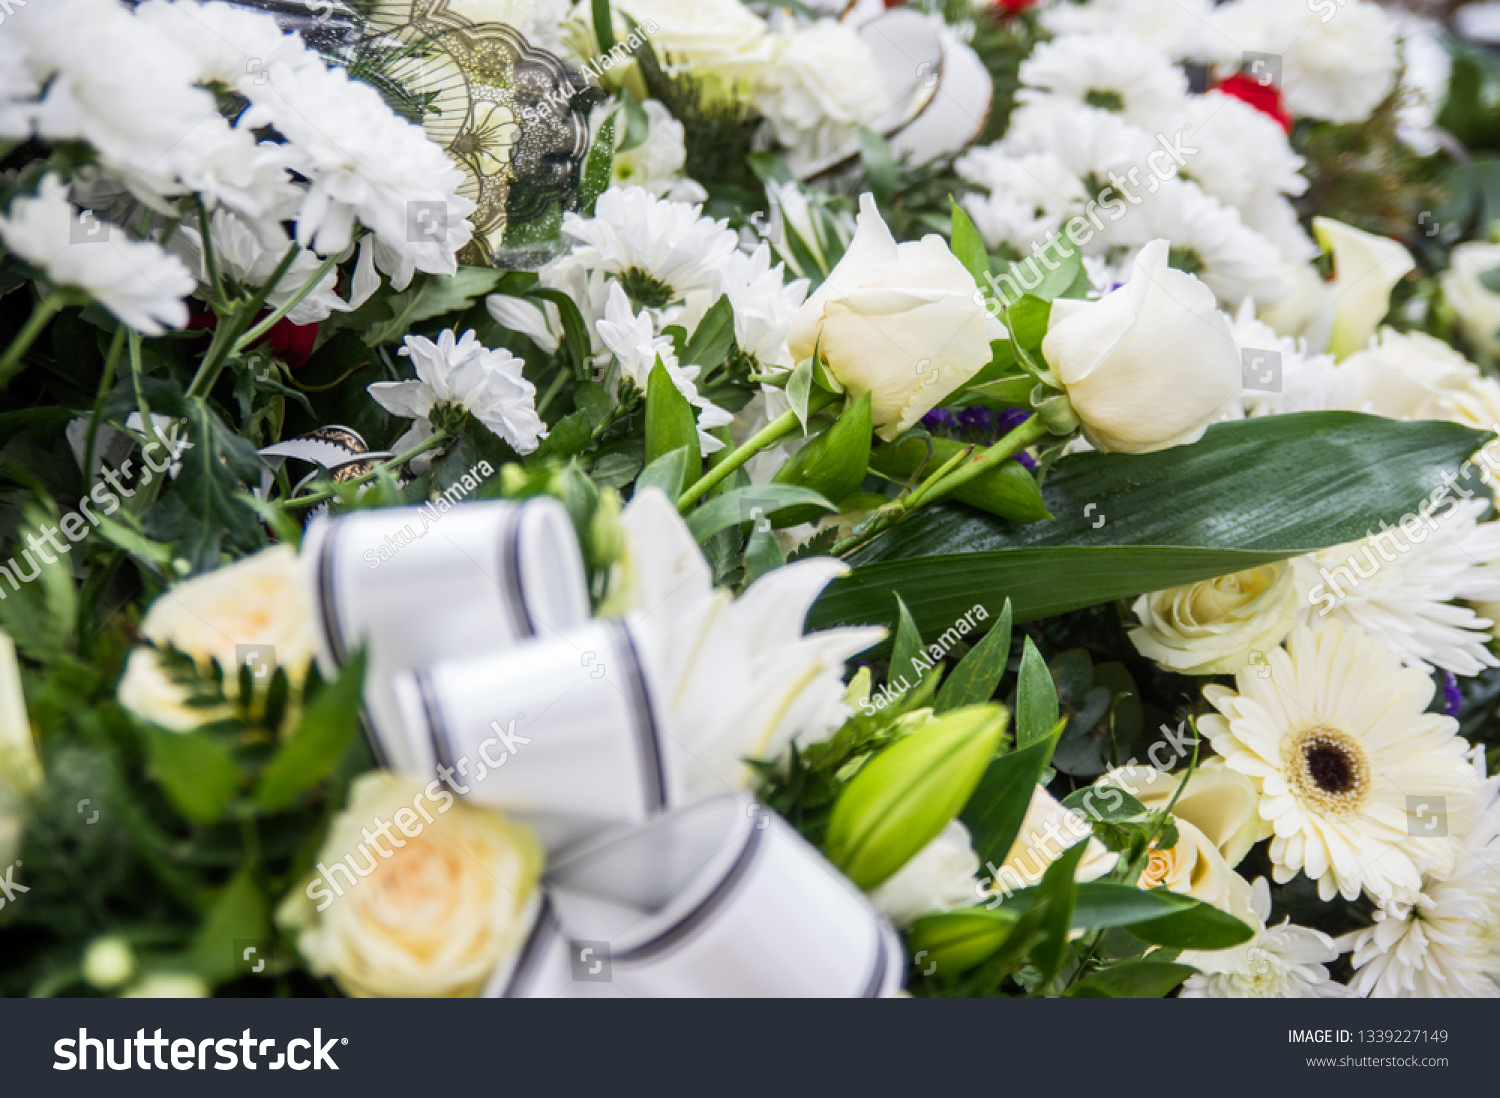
xmin=1305 ymin=743 xmax=1355 ymax=794
xmin=1283 ymin=725 xmax=1371 ymax=817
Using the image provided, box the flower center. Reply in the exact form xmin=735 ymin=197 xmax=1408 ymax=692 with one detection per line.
xmin=1085 ymin=89 xmax=1124 ymax=111
xmin=1282 ymin=725 xmax=1371 ymax=817
xmin=1168 ymin=246 xmax=1205 ymax=275
xmin=1139 ymin=847 xmax=1175 ymax=889
xmin=620 ymin=268 xmax=674 ymax=310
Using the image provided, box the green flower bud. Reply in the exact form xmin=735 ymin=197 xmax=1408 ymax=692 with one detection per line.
xmin=1031 ymin=386 xmax=1081 ymax=434
xmin=907 ymin=907 xmax=1020 ymax=976
xmin=870 ymin=435 xmax=1048 ymax=522
xmin=825 ymin=704 xmax=1008 ymax=890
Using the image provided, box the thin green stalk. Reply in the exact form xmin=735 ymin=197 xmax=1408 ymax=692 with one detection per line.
xmin=82 ymin=327 xmax=128 ymax=486
xmin=128 ymin=330 xmax=158 ymax=452
xmin=198 ymin=202 xmax=223 ymax=307
xmin=186 ymin=242 xmax=301 ymax=399
xmin=0 ymin=292 xmax=66 ymax=389
xmin=676 ymin=390 xmax=838 ymax=511
xmin=535 ymin=367 xmax=570 ymax=416
xmin=233 ymin=249 xmax=342 ymax=354
xmin=919 ymin=414 xmax=1050 ymax=505
xmin=902 ymin=442 xmax=975 ymax=511
xmin=269 ymin=428 xmax=453 ymax=511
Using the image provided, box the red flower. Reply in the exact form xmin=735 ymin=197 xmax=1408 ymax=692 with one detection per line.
xmin=1215 ymin=73 xmax=1292 ymax=134
xmin=184 ymin=309 xmax=319 ymax=369
xmin=994 ymin=0 xmax=1038 ymax=12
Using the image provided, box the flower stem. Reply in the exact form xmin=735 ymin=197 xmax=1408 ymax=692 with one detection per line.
xmin=268 ymin=428 xmax=453 ymax=511
xmin=233 ymin=249 xmax=342 ymax=354
xmin=186 ymin=242 xmax=302 ymax=399
xmin=675 ymin=389 xmax=838 ymax=511
xmin=82 ymin=326 xmax=127 ymax=486
xmin=0 ymin=292 xmax=66 ymax=390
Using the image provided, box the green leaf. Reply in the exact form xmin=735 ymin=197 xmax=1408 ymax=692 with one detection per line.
xmin=532 ymin=410 xmax=592 ymax=460
xmin=1070 ymin=960 xmax=1195 ymax=998
xmin=618 ymin=87 xmax=650 ymax=152
xmin=771 ymin=393 xmax=872 ymax=526
xmin=1002 ymin=881 xmax=1196 ymax=930
xmin=189 ymin=867 xmax=270 ymax=983
xmin=856 ymin=126 xmax=898 ymax=204
xmin=254 ymin=651 xmax=366 ymax=810
xmin=995 ymin=248 xmax=1085 ymax=306
xmin=684 ymin=484 xmax=834 ymax=543
xmin=645 ymin=357 xmax=702 ymax=484
xmin=787 ymin=354 xmax=814 ymax=432
xmin=1129 ymin=899 xmax=1256 ymax=950
xmin=961 ymin=375 xmax=1035 ymax=406
xmin=592 ymin=0 xmax=615 ymax=53
xmin=1029 ymin=838 xmax=1085 ymax=984
xmin=743 ymin=519 xmax=785 ymax=584
xmin=574 ymin=380 xmax=612 ymax=428
xmin=580 ymin=111 xmax=616 ymax=216
xmin=1015 ymin=637 xmax=1058 ymax=749
xmin=936 ymin=598 xmax=1012 ymax=712
xmin=636 ymin=446 xmax=690 ymax=500
xmin=527 ymin=288 xmax=593 ymax=377
xmin=869 ymin=434 xmax=1049 ymax=523
xmin=148 ymin=726 xmax=239 ymax=824
xmin=810 ymin=414 xmax=1491 ymax=635
xmin=960 ymin=722 xmax=1063 ymax=874
xmin=365 ymin=268 xmax=506 ymax=345
xmin=949 ymin=198 xmax=991 ymax=286
xmin=1006 ymin=295 xmax=1051 ymax=350
xmin=682 ymin=294 xmax=737 ymax=371
xmin=889 ymin=593 xmax=924 ymax=690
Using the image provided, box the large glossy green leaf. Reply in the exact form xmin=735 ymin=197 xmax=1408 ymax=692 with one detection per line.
xmin=1070 ymin=960 xmax=1196 ymax=998
xmin=809 ymin=414 xmax=1489 ymax=636
xmin=960 ymin=723 xmax=1062 ymax=873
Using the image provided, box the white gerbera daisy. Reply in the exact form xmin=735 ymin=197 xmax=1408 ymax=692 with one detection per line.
xmin=1016 ymin=33 xmax=1189 ymax=127
xmin=712 ymin=243 xmax=808 ymax=370
xmin=368 ymin=329 xmax=545 ymax=456
xmin=1229 ymin=300 xmax=1359 ymax=417
xmin=1342 ymin=775 xmax=1500 ymax=997
xmin=1294 ymin=499 xmax=1500 ymax=676
xmin=1117 ymin=178 xmax=1291 ymax=307
xmin=1181 ymin=876 xmax=1350 ymax=997
xmin=955 ymin=147 xmax=1088 ymax=254
xmin=1178 ymin=91 xmax=1307 ymax=213
xmin=0 ymin=175 xmax=193 ymax=336
xmin=1201 ymin=623 xmax=1477 ymax=903
xmin=562 ymin=186 xmax=740 ymax=308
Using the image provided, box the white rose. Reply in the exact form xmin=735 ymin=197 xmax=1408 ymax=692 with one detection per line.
xmin=610 ymin=0 xmax=773 ymax=92
xmin=1099 ymin=762 xmax=1267 ymax=867
xmin=1133 ymin=814 xmax=1233 ymax=908
xmin=754 ymin=21 xmax=893 ymax=177
xmin=117 ymin=545 xmax=317 ymax=731
xmin=1441 ymin=242 xmax=1500 ymax=361
xmin=787 ymin=193 xmax=1001 ymax=441
xmin=1340 ymin=327 xmax=1500 ymax=430
xmin=278 ymin=773 xmax=542 ymax=998
xmin=1041 ymin=239 xmax=1241 ymax=454
xmin=870 ymin=819 xmax=981 ymax=926
xmin=990 ymin=785 xmax=1118 ymax=895
xmin=0 ymin=629 xmax=37 ymax=869
xmin=1128 ymin=563 xmax=1300 ymax=676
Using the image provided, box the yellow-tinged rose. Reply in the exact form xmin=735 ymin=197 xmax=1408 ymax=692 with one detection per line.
xmin=1041 ymin=239 xmax=1241 ymax=454
xmin=1136 ymin=815 xmax=1233 ymax=909
xmin=1441 ymin=242 xmax=1500 ymax=361
xmin=1099 ymin=763 xmax=1267 ymax=867
xmin=788 ymin=193 xmax=1000 ymax=441
xmin=117 ymin=545 xmax=316 ymax=732
xmin=277 ymin=773 xmax=542 ymax=998
xmin=989 ymin=785 xmax=1118 ymax=894
xmin=1128 ymin=563 xmax=1300 ymax=676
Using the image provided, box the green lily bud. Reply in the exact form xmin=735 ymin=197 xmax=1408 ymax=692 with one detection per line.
xmin=770 ymin=392 xmax=872 ymax=527
xmin=870 ymin=436 xmax=1049 ymax=523
xmin=588 ymin=487 xmax=625 ymax=572
xmin=824 ymin=703 xmax=1008 ymax=890
xmin=907 ymin=907 xmax=1019 ymax=976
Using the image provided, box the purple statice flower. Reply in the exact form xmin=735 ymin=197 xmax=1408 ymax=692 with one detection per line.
xmin=957 ymin=406 xmax=997 ymax=434
xmin=995 ymin=408 xmax=1033 ymax=433
xmin=1441 ymin=670 xmax=1462 ymax=717
xmin=921 ymin=407 xmax=957 ymax=431
xmin=1015 ymin=450 xmax=1037 ymax=470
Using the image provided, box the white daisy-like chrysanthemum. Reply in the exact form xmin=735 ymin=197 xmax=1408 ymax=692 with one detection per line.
xmin=240 ymin=61 xmax=475 ymax=273
xmin=171 ymin=210 xmax=348 ymax=326
xmin=0 ymin=175 xmax=193 ymax=336
xmin=1016 ymin=33 xmax=1189 ymax=128
xmin=754 ymin=20 xmax=893 ymax=177
xmin=1229 ymin=300 xmax=1359 ymax=417
xmin=594 ymin=283 xmax=733 ymax=456
xmin=538 ymin=255 xmax=614 ymax=357
xmin=1116 ymin=178 xmax=1292 ymax=307
xmin=368 ymin=329 xmax=546 ymax=456
xmin=1339 ymin=328 xmax=1500 ymax=435
xmin=606 ymin=99 xmax=707 ymax=204
xmin=134 ymin=0 xmax=316 ymax=88
xmin=1177 ymin=90 xmax=1307 ymax=214
xmin=1201 ymin=622 xmax=1477 ymax=903
xmin=562 ymin=186 xmax=740 ymax=308
xmin=1239 ymin=191 xmax=1320 ymax=265
xmin=1181 ymin=875 xmax=1351 ymax=997
xmin=1342 ymin=774 xmax=1500 ymax=997
xmin=955 ymin=147 xmax=1088 ymax=254
xmin=1212 ymin=0 xmax=1399 ymax=125
xmin=1292 ymin=499 xmax=1500 ymax=677
xmin=1039 ymin=0 xmax=1223 ymax=63
xmin=712 ymin=243 xmax=808 ymax=370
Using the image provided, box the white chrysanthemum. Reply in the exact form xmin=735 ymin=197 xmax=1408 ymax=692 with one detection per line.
xmin=562 ymin=186 xmax=739 ymax=308
xmin=1017 ymin=32 xmax=1189 ymax=127
xmin=172 ymin=210 xmax=347 ymax=325
xmin=1229 ymin=300 xmax=1358 ymax=417
xmin=1293 ymin=499 xmax=1500 ymax=676
xmin=594 ymin=283 xmax=732 ymax=456
xmin=1240 ymin=191 xmax=1320 ymax=265
xmin=870 ymin=820 xmax=982 ymax=928
xmin=606 ymin=99 xmax=706 ymax=204
xmin=537 ymin=254 xmax=613 ymax=356
xmin=754 ymin=20 xmax=893 ymax=176
xmin=1181 ymin=876 xmax=1350 ymax=997
xmin=1178 ymin=90 xmax=1306 ymax=213
xmin=368 ymin=329 xmax=546 ymax=455
xmin=0 ymin=175 xmax=193 ymax=336
xmin=1039 ymin=0 xmax=1222 ymax=62
xmin=1212 ymin=0 xmax=1398 ymax=124
xmin=1340 ymin=328 xmax=1500 ymax=434
xmin=955 ymin=146 xmax=1088 ymax=254
xmin=0 ymin=32 xmax=38 ymax=139
xmin=1394 ymin=14 xmax=1453 ymax=143
xmin=1117 ymin=178 xmax=1291 ymax=307
xmin=611 ymin=0 xmax=774 ymax=89
xmin=1343 ymin=775 xmax=1500 ymax=997
xmin=134 ymin=0 xmax=316 ymax=88
xmin=712 ymin=243 xmax=808 ymax=370
xmin=1202 ymin=623 xmax=1476 ymax=903
xmin=240 ymin=61 xmax=474 ymax=272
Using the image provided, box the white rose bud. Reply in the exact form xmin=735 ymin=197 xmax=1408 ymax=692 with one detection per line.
xmin=278 ymin=774 xmax=542 ymax=998
xmin=869 ymin=819 xmax=982 ymax=927
xmin=788 ymin=194 xmax=1002 ymax=441
xmin=1128 ymin=563 xmax=1300 ymax=676
xmin=1041 ymin=239 xmax=1241 ymax=454
xmin=1441 ymin=241 xmax=1500 ymax=361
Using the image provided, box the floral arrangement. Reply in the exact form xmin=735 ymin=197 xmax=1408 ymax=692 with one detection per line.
xmin=3 ymin=0 xmax=1500 ymax=1000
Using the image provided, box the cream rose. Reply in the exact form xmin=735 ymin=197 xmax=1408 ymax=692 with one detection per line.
xmin=117 ymin=545 xmax=317 ymax=732
xmin=1339 ymin=327 xmax=1500 ymax=431
xmin=990 ymin=785 xmax=1118 ymax=894
xmin=278 ymin=773 xmax=542 ymax=998
xmin=1099 ymin=762 xmax=1266 ymax=867
xmin=610 ymin=0 xmax=773 ymax=91
xmin=1128 ymin=563 xmax=1300 ymax=676
xmin=1041 ymin=239 xmax=1241 ymax=454
xmin=870 ymin=819 xmax=981 ymax=927
xmin=788 ymin=193 xmax=1001 ymax=441
xmin=1134 ymin=815 xmax=1233 ymax=909
xmin=1442 ymin=241 xmax=1500 ymax=361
